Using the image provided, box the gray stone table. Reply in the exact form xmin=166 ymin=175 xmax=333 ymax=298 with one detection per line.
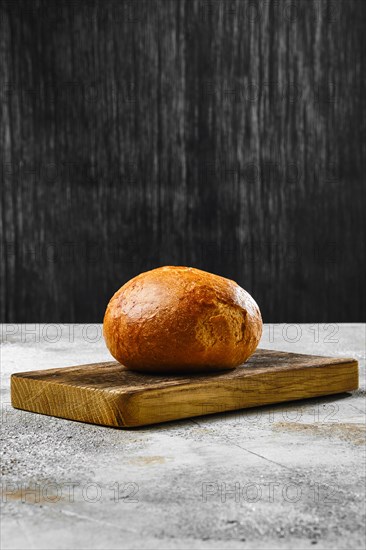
xmin=1 ymin=324 xmax=365 ymax=550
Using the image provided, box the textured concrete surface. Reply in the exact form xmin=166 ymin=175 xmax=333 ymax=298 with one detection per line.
xmin=1 ymin=323 xmax=365 ymax=550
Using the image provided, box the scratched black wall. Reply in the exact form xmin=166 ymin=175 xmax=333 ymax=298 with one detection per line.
xmin=0 ymin=0 xmax=365 ymax=323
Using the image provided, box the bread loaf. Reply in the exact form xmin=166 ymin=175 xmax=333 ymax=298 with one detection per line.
xmin=103 ymin=266 xmax=262 ymax=373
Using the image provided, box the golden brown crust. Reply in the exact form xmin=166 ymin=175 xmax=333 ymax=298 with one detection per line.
xmin=103 ymin=266 xmax=263 ymax=373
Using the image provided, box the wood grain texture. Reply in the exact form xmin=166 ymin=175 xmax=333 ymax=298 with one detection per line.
xmin=11 ymin=349 xmax=359 ymax=427
xmin=0 ymin=0 xmax=365 ymax=322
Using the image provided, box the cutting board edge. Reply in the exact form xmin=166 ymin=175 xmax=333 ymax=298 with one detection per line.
xmin=10 ymin=375 xmax=126 ymax=427
xmin=122 ymin=360 xmax=359 ymax=426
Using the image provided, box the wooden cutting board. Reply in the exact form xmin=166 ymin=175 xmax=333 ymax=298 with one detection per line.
xmin=11 ymin=349 xmax=358 ymax=428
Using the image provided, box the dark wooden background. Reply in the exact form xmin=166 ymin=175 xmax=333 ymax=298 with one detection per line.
xmin=0 ymin=0 xmax=365 ymax=323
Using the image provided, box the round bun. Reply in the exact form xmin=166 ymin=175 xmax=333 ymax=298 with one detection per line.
xmin=103 ymin=266 xmax=262 ymax=374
